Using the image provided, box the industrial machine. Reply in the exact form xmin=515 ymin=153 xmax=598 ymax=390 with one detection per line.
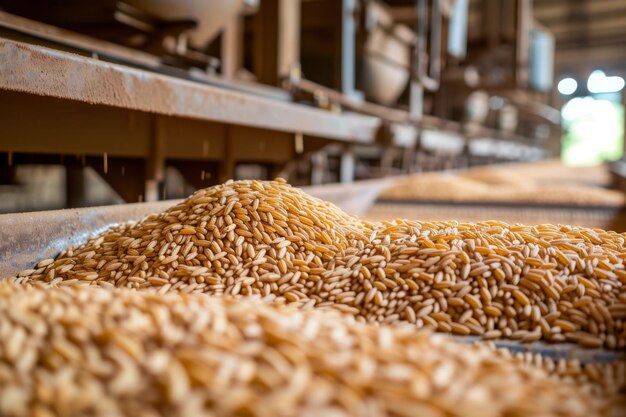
xmin=0 ymin=0 xmax=561 ymax=211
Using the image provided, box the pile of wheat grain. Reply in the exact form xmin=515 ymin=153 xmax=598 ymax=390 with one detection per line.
xmin=383 ymin=160 xmax=626 ymax=207
xmin=381 ymin=168 xmax=625 ymax=206
xmin=14 ymin=179 xmax=626 ymax=349
xmin=0 ymin=282 xmax=622 ymax=417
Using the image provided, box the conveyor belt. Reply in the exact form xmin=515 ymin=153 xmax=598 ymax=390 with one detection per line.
xmin=376 ymin=198 xmax=626 ymax=212
xmin=368 ymin=200 xmax=626 ymax=232
xmin=371 ymin=161 xmax=626 ymax=231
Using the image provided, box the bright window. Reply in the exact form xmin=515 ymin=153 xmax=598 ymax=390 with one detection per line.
xmin=561 ymin=95 xmax=624 ymax=166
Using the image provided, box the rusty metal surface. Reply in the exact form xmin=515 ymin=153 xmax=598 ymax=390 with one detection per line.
xmin=0 ymin=38 xmax=381 ymax=143
xmin=0 ymin=11 xmax=292 ymax=103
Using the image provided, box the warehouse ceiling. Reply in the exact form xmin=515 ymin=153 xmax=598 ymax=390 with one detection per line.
xmin=387 ymin=0 xmax=626 ymax=77
xmin=533 ymin=0 xmax=626 ymax=76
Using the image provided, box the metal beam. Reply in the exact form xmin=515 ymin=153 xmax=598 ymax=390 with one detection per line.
xmin=533 ymin=0 xmax=626 ymax=20
xmin=556 ymin=44 xmax=626 ymax=75
xmin=538 ymin=7 xmax=626 ymax=26
xmin=0 ymin=38 xmax=381 ymax=143
xmin=334 ymin=0 xmax=359 ymax=98
xmin=548 ymin=15 xmax=626 ymax=37
xmin=220 ymin=13 xmax=242 ymax=80
xmin=253 ymin=0 xmax=301 ymax=86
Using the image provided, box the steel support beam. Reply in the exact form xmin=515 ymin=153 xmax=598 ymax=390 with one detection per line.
xmin=253 ymin=0 xmax=301 ymax=86
xmin=0 ymin=38 xmax=380 ymax=143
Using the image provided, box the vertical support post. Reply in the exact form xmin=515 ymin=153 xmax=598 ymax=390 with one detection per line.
xmin=483 ymin=0 xmax=500 ymax=47
xmin=409 ymin=0 xmax=423 ymax=121
xmin=311 ymin=151 xmax=327 ymax=185
xmin=146 ymin=116 xmax=166 ymax=202
xmin=411 ymin=0 xmax=441 ymax=116
xmin=279 ymin=0 xmax=301 ymax=80
xmin=380 ymin=148 xmax=397 ymax=175
xmin=254 ymin=0 xmax=301 ymax=85
xmin=65 ymin=164 xmax=87 ymax=208
xmin=0 ymin=153 xmax=15 ymax=185
xmin=219 ymin=126 xmax=235 ymax=183
xmin=401 ymin=146 xmax=415 ymax=172
xmin=335 ymin=0 xmax=358 ymax=97
xmin=339 ymin=146 xmax=355 ymax=183
xmin=515 ymin=0 xmax=531 ymax=87
xmin=409 ymin=82 xmax=424 ymax=121
xmin=623 ymin=89 xmax=626 ymax=158
xmin=221 ymin=13 xmax=242 ymax=79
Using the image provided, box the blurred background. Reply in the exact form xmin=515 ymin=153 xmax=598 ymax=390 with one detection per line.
xmin=0 ymin=0 xmax=625 ymax=229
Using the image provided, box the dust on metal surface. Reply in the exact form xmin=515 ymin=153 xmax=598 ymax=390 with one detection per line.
xmin=0 ymin=39 xmax=380 ymax=142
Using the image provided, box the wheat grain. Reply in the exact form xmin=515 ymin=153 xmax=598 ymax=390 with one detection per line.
xmin=15 ymin=179 xmax=626 ymax=349
xmin=0 ymin=282 xmax=622 ymax=417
